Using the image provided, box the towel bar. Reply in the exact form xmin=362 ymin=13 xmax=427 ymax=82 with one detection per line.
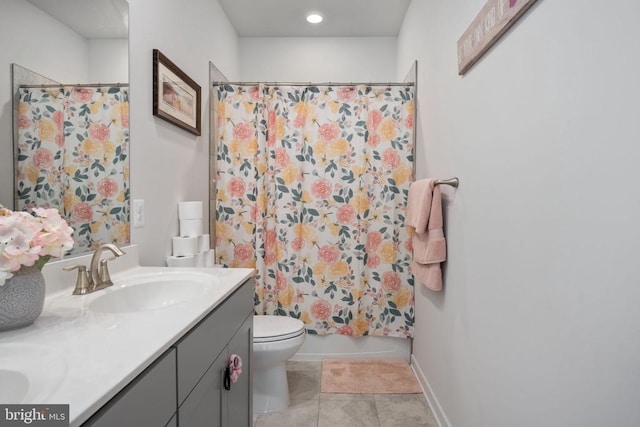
xmin=434 ymin=177 xmax=459 ymax=188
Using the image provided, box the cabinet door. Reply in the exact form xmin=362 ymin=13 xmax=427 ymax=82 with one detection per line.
xmin=83 ymin=349 xmax=176 ymax=427
xmin=226 ymin=314 xmax=253 ymax=427
xmin=178 ymin=349 xmax=228 ymax=427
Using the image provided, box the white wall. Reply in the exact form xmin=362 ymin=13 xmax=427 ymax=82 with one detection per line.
xmin=0 ymin=0 xmax=89 ymax=208
xmin=129 ymin=0 xmax=239 ymax=266
xmin=240 ymin=37 xmax=397 ymax=81
xmin=88 ymin=39 xmax=128 ymax=83
xmin=398 ymin=1 xmax=640 ymax=426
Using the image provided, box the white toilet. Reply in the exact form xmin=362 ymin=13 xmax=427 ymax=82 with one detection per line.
xmin=253 ymin=315 xmax=306 ymax=414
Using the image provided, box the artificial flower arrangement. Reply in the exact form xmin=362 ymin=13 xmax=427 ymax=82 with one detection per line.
xmin=0 ymin=205 xmax=74 ymax=286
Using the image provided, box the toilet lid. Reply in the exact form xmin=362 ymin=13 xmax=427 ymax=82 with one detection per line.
xmin=254 ymin=315 xmax=305 ymax=343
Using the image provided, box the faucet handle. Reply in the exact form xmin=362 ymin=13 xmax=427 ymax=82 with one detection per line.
xmin=63 ymin=264 xmax=92 ymax=295
xmin=97 ymin=256 xmax=117 ymax=289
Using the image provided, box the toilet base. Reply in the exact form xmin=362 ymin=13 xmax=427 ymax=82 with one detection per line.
xmin=253 ymin=362 xmax=289 ymax=414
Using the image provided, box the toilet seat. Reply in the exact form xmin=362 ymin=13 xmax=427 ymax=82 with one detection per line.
xmin=254 ymin=315 xmax=305 ymax=343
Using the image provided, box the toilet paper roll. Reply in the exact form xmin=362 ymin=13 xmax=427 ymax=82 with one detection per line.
xmin=178 ymin=201 xmax=203 ymax=220
xmin=198 ymin=234 xmax=210 ymax=252
xmin=180 ymin=219 xmax=203 ymax=237
xmin=194 ymin=252 xmax=205 ymax=268
xmin=172 ymin=236 xmax=198 ymax=257
xmin=166 ymin=255 xmax=197 ymax=267
xmin=203 ymin=249 xmax=216 ymax=267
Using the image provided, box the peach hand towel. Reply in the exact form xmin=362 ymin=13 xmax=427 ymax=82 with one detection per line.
xmin=406 ymin=179 xmax=446 ymax=291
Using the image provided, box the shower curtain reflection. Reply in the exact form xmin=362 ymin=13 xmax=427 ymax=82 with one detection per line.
xmin=215 ymin=84 xmax=415 ymax=338
xmin=16 ymin=85 xmax=130 ymax=255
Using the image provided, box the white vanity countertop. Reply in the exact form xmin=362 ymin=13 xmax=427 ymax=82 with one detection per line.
xmin=0 ymin=249 xmax=254 ymax=426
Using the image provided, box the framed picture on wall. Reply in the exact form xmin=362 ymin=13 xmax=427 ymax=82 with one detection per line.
xmin=152 ymin=49 xmax=201 ymax=135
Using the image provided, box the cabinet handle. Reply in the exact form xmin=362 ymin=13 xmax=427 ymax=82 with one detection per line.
xmin=223 ymin=367 xmax=232 ymax=391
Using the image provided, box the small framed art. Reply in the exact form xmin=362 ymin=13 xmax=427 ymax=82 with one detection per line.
xmin=152 ymin=49 xmax=201 ymax=135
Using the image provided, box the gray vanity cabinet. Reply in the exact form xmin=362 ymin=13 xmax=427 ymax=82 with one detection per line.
xmin=176 ymin=277 xmax=254 ymax=427
xmin=82 ymin=276 xmax=254 ymax=427
xmin=178 ymin=314 xmax=253 ymax=427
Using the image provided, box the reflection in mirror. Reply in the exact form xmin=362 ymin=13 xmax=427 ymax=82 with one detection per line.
xmin=208 ymin=61 xmax=229 ymax=253
xmin=9 ymin=0 xmax=129 ymax=256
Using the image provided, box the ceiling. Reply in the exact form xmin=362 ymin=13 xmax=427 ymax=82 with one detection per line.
xmin=218 ymin=0 xmax=412 ymax=37
xmin=25 ymin=0 xmax=128 ymax=39
xmin=24 ymin=0 xmax=410 ymax=39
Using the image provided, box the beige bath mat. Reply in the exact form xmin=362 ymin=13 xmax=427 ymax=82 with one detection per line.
xmin=321 ymin=359 xmax=423 ymax=394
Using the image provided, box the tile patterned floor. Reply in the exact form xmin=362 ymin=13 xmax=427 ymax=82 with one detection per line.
xmin=254 ymin=361 xmax=438 ymax=427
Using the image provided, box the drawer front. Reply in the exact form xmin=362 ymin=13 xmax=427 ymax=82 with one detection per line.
xmin=83 ymin=348 xmax=177 ymax=427
xmin=176 ymin=277 xmax=254 ymax=404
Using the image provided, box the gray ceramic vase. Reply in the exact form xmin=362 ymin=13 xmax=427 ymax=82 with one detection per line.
xmin=0 ymin=265 xmax=46 ymax=331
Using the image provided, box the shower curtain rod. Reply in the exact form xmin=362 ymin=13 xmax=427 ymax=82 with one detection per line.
xmin=19 ymin=83 xmax=128 ymax=88
xmin=212 ymin=81 xmax=414 ymax=87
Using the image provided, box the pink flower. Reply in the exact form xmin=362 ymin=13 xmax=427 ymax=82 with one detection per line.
xmin=32 ymin=148 xmax=53 ymax=169
xmin=18 ymin=115 xmax=31 ymax=129
xmin=337 ymin=325 xmax=354 ymax=336
xmin=366 ymin=232 xmax=383 ymax=251
xmin=275 ymin=271 xmax=287 ymax=291
xmin=72 ymin=203 xmax=93 ymax=222
xmin=249 ymin=86 xmax=261 ymax=100
xmin=97 ymin=178 xmax=119 ymax=198
xmin=234 ymin=243 xmax=254 ymax=261
xmin=264 ymin=229 xmax=277 ymax=251
xmin=55 ymin=134 xmax=65 ymax=148
xmin=0 ymin=209 xmax=40 ymax=272
xmin=250 ymin=204 xmax=260 ymax=222
xmin=405 ymin=115 xmax=414 ymax=129
xmin=336 ymin=205 xmax=355 ymax=224
xmin=368 ymin=133 xmax=380 ymax=147
xmin=227 ymin=177 xmax=246 ymax=197
xmin=366 ymin=253 xmax=380 ymax=268
xmin=267 ymin=110 xmax=276 ymax=146
xmin=233 ymin=122 xmax=254 ymax=141
xmin=404 ymin=240 xmax=413 ymax=253
xmin=53 ymin=111 xmax=64 ymax=130
xmin=311 ymin=178 xmax=332 ymax=199
xmin=381 ymin=148 xmax=400 ymax=170
xmin=89 ymin=123 xmax=110 ymax=141
xmin=275 ymin=147 xmax=289 ymax=168
xmin=382 ymin=271 xmax=401 ymax=292
xmin=318 ymin=245 xmax=339 ymax=264
xmin=367 ymin=110 xmax=383 ymax=130
xmin=311 ymin=300 xmax=331 ymax=320
xmin=291 ymin=237 xmax=305 ymax=251
xmin=30 ymin=208 xmax=74 ymax=258
xmin=264 ymin=250 xmax=276 ymax=264
xmin=318 ymin=123 xmax=340 ymax=142
xmin=337 ymin=87 xmax=357 ymax=102
xmin=71 ymin=88 xmax=94 ymax=103
xmin=293 ymin=115 xmax=306 ymax=128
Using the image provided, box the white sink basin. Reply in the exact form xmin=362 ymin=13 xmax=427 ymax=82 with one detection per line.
xmin=89 ymin=271 xmax=220 ymax=313
xmin=0 ymin=343 xmax=67 ymax=403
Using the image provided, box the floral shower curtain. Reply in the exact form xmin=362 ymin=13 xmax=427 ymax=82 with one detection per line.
xmin=215 ymin=84 xmax=415 ymax=338
xmin=16 ymin=86 xmax=130 ymax=254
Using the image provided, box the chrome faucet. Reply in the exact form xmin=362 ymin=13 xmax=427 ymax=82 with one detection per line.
xmin=64 ymin=244 xmax=125 ymax=295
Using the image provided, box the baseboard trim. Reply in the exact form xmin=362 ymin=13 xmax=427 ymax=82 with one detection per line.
xmin=410 ymin=354 xmax=452 ymax=427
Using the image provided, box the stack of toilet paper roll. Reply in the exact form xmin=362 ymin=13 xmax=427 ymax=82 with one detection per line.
xmin=166 ymin=201 xmax=217 ymax=267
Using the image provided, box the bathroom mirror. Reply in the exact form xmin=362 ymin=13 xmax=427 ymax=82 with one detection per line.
xmin=7 ymin=0 xmax=129 ymax=256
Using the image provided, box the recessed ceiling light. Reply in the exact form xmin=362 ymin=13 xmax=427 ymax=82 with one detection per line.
xmin=306 ymin=13 xmax=323 ymax=24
